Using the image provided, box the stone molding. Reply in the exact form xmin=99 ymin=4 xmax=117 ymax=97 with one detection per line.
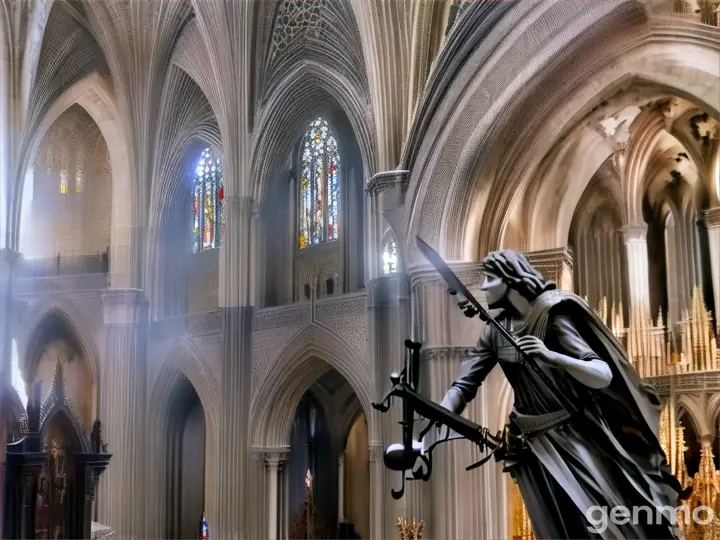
xmin=644 ymin=371 xmax=720 ymax=397
xmin=422 ymin=346 xmax=471 ymax=363
xmin=524 ymin=247 xmax=574 ymax=288
xmin=102 ymin=289 xmax=148 ymax=325
xmin=186 ymin=311 xmax=222 ymax=336
xmin=366 ymin=170 xmax=409 ymax=195
xmin=620 ymin=223 xmax=648 ymax=242
xmin=16 ymin=274 xmax=110 ymax=295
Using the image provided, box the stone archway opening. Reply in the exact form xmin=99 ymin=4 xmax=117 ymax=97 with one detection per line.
xmin=162 ymin=373 xmax=207 ymax=539
xmin=285 ymin=367 xmax=368 ymax=540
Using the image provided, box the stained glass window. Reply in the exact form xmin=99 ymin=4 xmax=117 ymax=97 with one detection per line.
xmin=383 ymin=238 xmax=398 ymax=274
xmin=191 ymin=147 xmax=224 ymax=253
xmin=75 ymin=170 xmax=84 ymax=193
xmin=298 ymin=118 xmax=340 ymax=248
xmin=60 ymin=169 xmax=68 ymax=194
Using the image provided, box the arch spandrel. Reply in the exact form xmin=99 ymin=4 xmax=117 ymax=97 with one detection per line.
xmin=250 ymin=322 xmax=371 ymax=448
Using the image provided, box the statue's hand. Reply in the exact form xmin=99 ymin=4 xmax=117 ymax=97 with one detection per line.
xmin=516 ymin=335 xmax=554 ymax=363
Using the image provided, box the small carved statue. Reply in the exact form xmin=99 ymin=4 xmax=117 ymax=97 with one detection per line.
xmin=91 ymin=419 xmax=108 ymax=454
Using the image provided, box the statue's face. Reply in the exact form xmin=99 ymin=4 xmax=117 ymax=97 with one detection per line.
xmin=480 ymin=271 xmax=509 ymax=309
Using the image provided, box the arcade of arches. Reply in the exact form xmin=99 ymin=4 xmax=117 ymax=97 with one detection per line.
xmin=0 ymin=1 xmax=718 ymax=539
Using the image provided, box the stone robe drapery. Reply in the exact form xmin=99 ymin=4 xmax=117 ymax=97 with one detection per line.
xmin=442 ymin=290 xmax=682 ymax=539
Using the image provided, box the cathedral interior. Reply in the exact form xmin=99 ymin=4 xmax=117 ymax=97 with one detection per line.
xmin=0 ymin=0 xmax=719 ymax=539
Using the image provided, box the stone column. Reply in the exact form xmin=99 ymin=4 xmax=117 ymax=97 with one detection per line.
xmin=97 ymin=289 xmax=149 ymax=538
xmin=365 ymin=170 xmax=414 ymax=539
xmin=0 ymin=248 xmax=20 ymax=378
xmin=621 ymin=224 xmax=651 ymax=321
xmin=701 ymin=208 xmax=720 ymax=327
xmin=337 ymin=452 xmax=345 ymax=523
xmin=366 ymin=274 xmax=413 ymax=539
xmin=264 ymin=452 xmax=287 ymax=540
xmin=410 ymin=262 xmax=511 ymax=540
xmin=216 ymin=195 xmax=257 ymax=539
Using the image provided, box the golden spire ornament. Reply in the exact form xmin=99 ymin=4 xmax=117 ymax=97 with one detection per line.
xmin=396 ymin=517 xmax=425 ymax=540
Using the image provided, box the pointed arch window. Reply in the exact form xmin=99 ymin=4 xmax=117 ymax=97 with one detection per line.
xmin=298 ymin=118 xmax=340 ymax=248
xmin=383 ymin=237 xmax=398 ymax=274
xmin=192 ymin=147 xmax=225 ymax=253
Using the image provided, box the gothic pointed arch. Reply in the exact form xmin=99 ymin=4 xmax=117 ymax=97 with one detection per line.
xmin=250 ymin=323 xmax=372 ymax=448
xmin=401 ymin=0 xmax=720 ymax=262
xmin=144 ymin=64 xmax=221 ymax=319
xmin=22 ymin=72 xmax=131 ymax=285
xmin=251 ymin=62 xmax=373 ymax=204
xmin=8 ymin=1 xmax=108 ymax=250
xmin=18 ymin=298 xmax=100 ymax=391
xmin=381 ymin=229 xmax=400 ymax=275
xmin=40 ymin=359 xmax=91 ymax=453
xmin=147 ymin=339 xmax=220 ymax=538
xmin=18 ymin=298 xmax=100 ymax=435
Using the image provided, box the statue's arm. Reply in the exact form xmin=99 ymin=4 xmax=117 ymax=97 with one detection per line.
xmin=440 ymin=326 xmax=498 ymax=415
xmin=544 ymin=314 xmax=612 ymax=389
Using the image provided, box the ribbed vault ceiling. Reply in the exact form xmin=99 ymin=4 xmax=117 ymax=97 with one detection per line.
xmin=259 ymin=0 xmax=368 ymax=103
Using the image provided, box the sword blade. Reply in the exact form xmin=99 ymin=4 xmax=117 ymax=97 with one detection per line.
xmin=415 ymin=236 xmax=484 ymax=310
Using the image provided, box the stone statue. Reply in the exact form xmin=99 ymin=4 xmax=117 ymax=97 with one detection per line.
xmin=434 ymin=249 xmax=684 ymax=539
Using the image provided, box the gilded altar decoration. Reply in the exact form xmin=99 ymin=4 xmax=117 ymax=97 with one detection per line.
xmin=396 ymin=517 xmax=424 ymax=540
xmin=36 ymin=437 xmax=69 ymax=539
xmin=680 ymin=444 xmax=720 ymax=539
xmin=512 ymin=482 xmax=535 ymax=540
xmin=289 ymin=469 xmax=331 ymax=539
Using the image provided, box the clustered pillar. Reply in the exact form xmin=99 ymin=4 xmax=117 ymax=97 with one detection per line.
xmin=702 ymin=209 xmax=720 ymax=329
xmin=96 ymin=289 xmax=149 ymax=538
xmin=621 ymin=224 xmax=652 ymax=321
xmin=409 ymin=262 xmax=511 ymax=540
xmin=216 ymin=194 xmax=257 ymax=538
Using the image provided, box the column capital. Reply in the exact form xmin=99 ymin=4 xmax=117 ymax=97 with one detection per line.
xmin=523 ymin=247 xmax=574 ymax=291
xmin=102 ymin=289 xmax=148 ymax=325
xmin=264 ymin=453 xmax=287 ymax=471
xmin=408 ymin=261 xmax=484 ymax=291
xmin=338 ymin=452 xmax=345 ymax=466
xmin=620 ymin=223 xmax=648 ymax=242
xmin=366 ymin=170 xmax=409 ymax=195
xmin=701 ymin=208 xmax=720 ymax=228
